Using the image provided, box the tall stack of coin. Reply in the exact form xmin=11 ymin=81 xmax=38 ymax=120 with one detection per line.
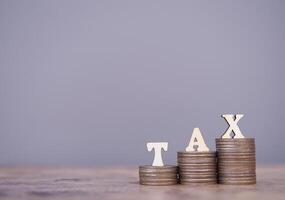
xmin=139 ymin=165 xmax=178 ymax=186
xmin=177 ymin=151 xmax=217 ymax=184
xmin=216 ymin=138 xmax=256 ymax=185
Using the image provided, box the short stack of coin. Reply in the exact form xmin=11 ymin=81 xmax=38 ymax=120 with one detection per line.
xmin=139 ymin=165 xmax=178 ymax=186
xmin=216 ymin=138 xmax=256 ymax=185
xmin=177 ymin=151 xmax=217 ymax=184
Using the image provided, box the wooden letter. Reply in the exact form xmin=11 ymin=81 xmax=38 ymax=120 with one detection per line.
xmin=186 ymin=128 xmax=209 ymax=152
xmin=147 ymin=142 xmax=168 ymax=166
xmin=221 ymin=114 xmax=245 ymax=138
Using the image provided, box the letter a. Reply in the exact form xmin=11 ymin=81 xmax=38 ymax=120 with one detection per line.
xmin=186 ymin=128 xmax=209 ymax=152
xmin=221 ymin=114 xmax=245 ymax=139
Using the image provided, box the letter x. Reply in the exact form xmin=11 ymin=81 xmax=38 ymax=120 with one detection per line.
xmin=221 ymin=114 xmax=245 ymax=139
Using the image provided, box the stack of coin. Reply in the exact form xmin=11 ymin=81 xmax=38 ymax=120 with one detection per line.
xmin=139 ymin=165 xmax=178 ymax=186
xmin=216 ymin=138 xmax=256 ymax=185
xmin=177 ymin=152 xmax=217 ymax=184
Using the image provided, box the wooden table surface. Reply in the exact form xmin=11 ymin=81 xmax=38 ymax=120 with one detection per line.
xmin=0 ymin=165 xmax=284 ymax=200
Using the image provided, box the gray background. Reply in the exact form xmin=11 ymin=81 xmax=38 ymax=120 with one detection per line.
xmin=0 ymin=0 xmax=284 ymax=166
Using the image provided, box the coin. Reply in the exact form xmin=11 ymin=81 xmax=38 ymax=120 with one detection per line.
xmin=218 ymin=180 xmax=256 ymax=185
xmin=139 ymin=165 xmax=177 ymax=171
xmin=216 ymin=138 xmax=255 ymax=142
xmin=216 ymin=138 xmax=256 ymax=185
xmin=139 ymin=165 xmax=178 ymax=186
xmin=140 ymin=180 xmax=178 ymax=186
xmin=218 ymin=174 xmax=256 ymax=178
xmin=177 ymin=151 xmax=217 ymax=184
xmin=180 ymin=180 xmax=217 ymax=185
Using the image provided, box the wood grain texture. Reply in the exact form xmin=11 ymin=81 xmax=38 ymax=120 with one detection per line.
xmin=0 ymin=165 xmax=284 ymax=200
